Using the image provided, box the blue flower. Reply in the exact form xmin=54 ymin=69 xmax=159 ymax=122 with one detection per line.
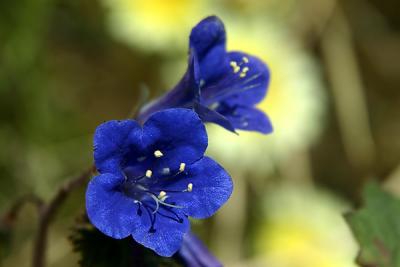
xmin=138 ymin=16 xmax=272 ymax=134
xmin=178 ymin=232 xmax=222 ymax=267
xmin=86 ymin=108 xmax=233 ymax=257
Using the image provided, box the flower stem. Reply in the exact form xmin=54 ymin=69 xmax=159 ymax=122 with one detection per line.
xmin=32 ymin=165 xmax=95 ymax=267
xmin=1 ymin=194 xmax=44 ymax=227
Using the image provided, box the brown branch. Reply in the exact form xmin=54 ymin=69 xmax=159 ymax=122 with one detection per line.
xmin=1 ymin=194 xmax=44 ymax=227
xmin=32 ymin=165 xmax=96 ymax=267
xmin=30 ymin=92 xmax=146 ymax=267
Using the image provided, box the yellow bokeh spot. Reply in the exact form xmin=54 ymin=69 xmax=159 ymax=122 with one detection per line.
xmin=103 ymin=0 xmax=211 ymax=51
xmin=255 ymin=185 xmax=358 ymax=267
xmin=126 ymin=0 xmax=198 ymax=30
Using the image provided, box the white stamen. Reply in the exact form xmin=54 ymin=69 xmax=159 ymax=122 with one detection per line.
xmin=242 ymin=66 xmax=249 ymax=73
xmin=209 ymin=102 xmax=220 ymax=110
xmin=239 ymin=72 xmax=247 ymax=78
xmin=149 ymin=192 xmax=182 ymax=214
xmin=159 ymin=195 xmax=168 ymax=202
xmin=150 ymin=194 xmax=160 ymax=214
xmin=154 ymin=150 xmax=163 ymax=158
xmin=242 ymin=57 xmax=249 ymax=63
xmin=158 ymin=191 xmax=167 ymax=199
xmin=187 ymin=183 xmax=193 ymax=192
xmin=230 ymin=61 xmax=240 ymax=73
xmin=230 ymin=61 xmax=237 ymax=67
xmin=179 ymin=163 xmax=186 ymax=172
xmin=145 ymin=170 xmax=152 ymax=178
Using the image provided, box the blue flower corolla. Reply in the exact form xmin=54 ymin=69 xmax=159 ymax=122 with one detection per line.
xmin=86 ymin=108 xmax=233 ymax=257
xmin=138 ymin=16 xmax=272 ymax=134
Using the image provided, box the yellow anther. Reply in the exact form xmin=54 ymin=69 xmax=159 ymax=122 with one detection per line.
xmin=179 ymin=163 xmax=186 ymax=172
xmin=230 ymin=61 xmax=238 ymax=67
xmin=230 ymin=61 xmax=241 ymax=73
xmin=239 ymin=72 xmax=247 ymax=78
xmin=158 ymin=191 xmax=167 ymax=199
xmin=145 ymin=170 xmax=152 ymax=178
xmin=187 ymin=183 xmax=193 ymax=192
xmin=242 ymin=67 xmax=249 ymax=73
xmin=154 ymin=150 xmax=163 ymax=158
xmin=242 ymin=56 xmax=249 ymax=63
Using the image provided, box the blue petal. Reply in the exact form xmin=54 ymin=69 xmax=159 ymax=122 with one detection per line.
xmin=188 ymin=51 xmax=201 ymax=100
xmin=201 ymin=52 xmax=270 ymax=107
xmin=193 ymin=102 xmax=236 ymax=133
xmin=93 ymin=120 xmax=142 ymax=174
xmin=224 ymin=52 xmax=270 ymax=105
xmin=190 ymin=16 xmax=228 ymax=83
xmin=136 ymin=53 xmax=200 ymax=123
xmin=131 ymin=207 xmax=190 ymax=257
xmin=222 ymin=106 xmax=273 ymax=134
xmin=178 ymin=232 xmax=223 ymax=267
xmin=142 ymin=108 xmax=208 ymax=171
xmin=86 ymin=173 xmax=140 ymax=239
xmin=161 ymin=156 xmax=233 ymax=219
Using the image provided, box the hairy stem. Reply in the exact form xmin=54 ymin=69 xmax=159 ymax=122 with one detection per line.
xmin=32 ymin=165 xmax=95 ymax=267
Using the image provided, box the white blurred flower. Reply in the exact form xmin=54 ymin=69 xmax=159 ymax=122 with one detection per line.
xmin=101 ymin=0 xmax=212 ymax=52
xmin=255 ymin=183 xmax=358 ymax=267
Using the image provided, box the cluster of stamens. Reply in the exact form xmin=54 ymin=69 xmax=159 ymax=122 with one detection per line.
xmin=230 ymin=56 xmax=250 ymax=78
xmin=129 ymin=149 xmax=194 ymax=218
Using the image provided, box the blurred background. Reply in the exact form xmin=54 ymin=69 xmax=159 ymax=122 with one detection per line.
xmin=1 ymin=0 xmax=400 ymax=266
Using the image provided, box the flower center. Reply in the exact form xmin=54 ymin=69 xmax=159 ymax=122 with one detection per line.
xmin=202 ymin=56 xmax=263 ymax=107
xmin=121 ymin=150 xmax=194 ymax=232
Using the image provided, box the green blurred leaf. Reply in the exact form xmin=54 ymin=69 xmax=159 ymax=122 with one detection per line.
xmin=70 ymin=216 xmax=182 ymax=267
xmin=0 ymin=220 xmax=12 ymax=260
xmin=345 ymin=182 xmax=400 ymax=267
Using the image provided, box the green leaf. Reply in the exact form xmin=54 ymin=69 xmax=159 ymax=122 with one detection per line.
xmin=69 ymin=215 xmax=182 ymax=267
xmin=345 ymin=182 xmax=400 ymax=267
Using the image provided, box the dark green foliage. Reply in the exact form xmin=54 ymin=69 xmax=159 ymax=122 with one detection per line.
xmin=69 ymin=216 xmax=182 ymax=267
xmin=346 ymin=182 xmax=400 ymax=267
xmin=0 ymin=220 xmax=12 ymax=261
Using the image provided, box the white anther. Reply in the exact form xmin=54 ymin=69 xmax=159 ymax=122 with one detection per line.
xmin=242 ymin=67 xmax=249 ymax=73
xmin=242 ymin=57 xmax=249 ymax=63
xmin=154 ymin=150 xmax=163 ymax=158
xmin=230 ymin=61 xmax=238 ymax=67
xmin=145 ymin=170 xmax=152 ymax=178
xmin=230 ymin=61 xmax=240 ymax=73
xmin=162 ymin=167 xmax=170 ymax=175
xmin=187 ymin=183 xmax=193 ymax=192
xmin=158 ymin=191 xmax=167 ymax=199
xmin=179 ymin=163 xmax=186 ymax=172
xmin=209 ymin=102 xmax=220 ymax=110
